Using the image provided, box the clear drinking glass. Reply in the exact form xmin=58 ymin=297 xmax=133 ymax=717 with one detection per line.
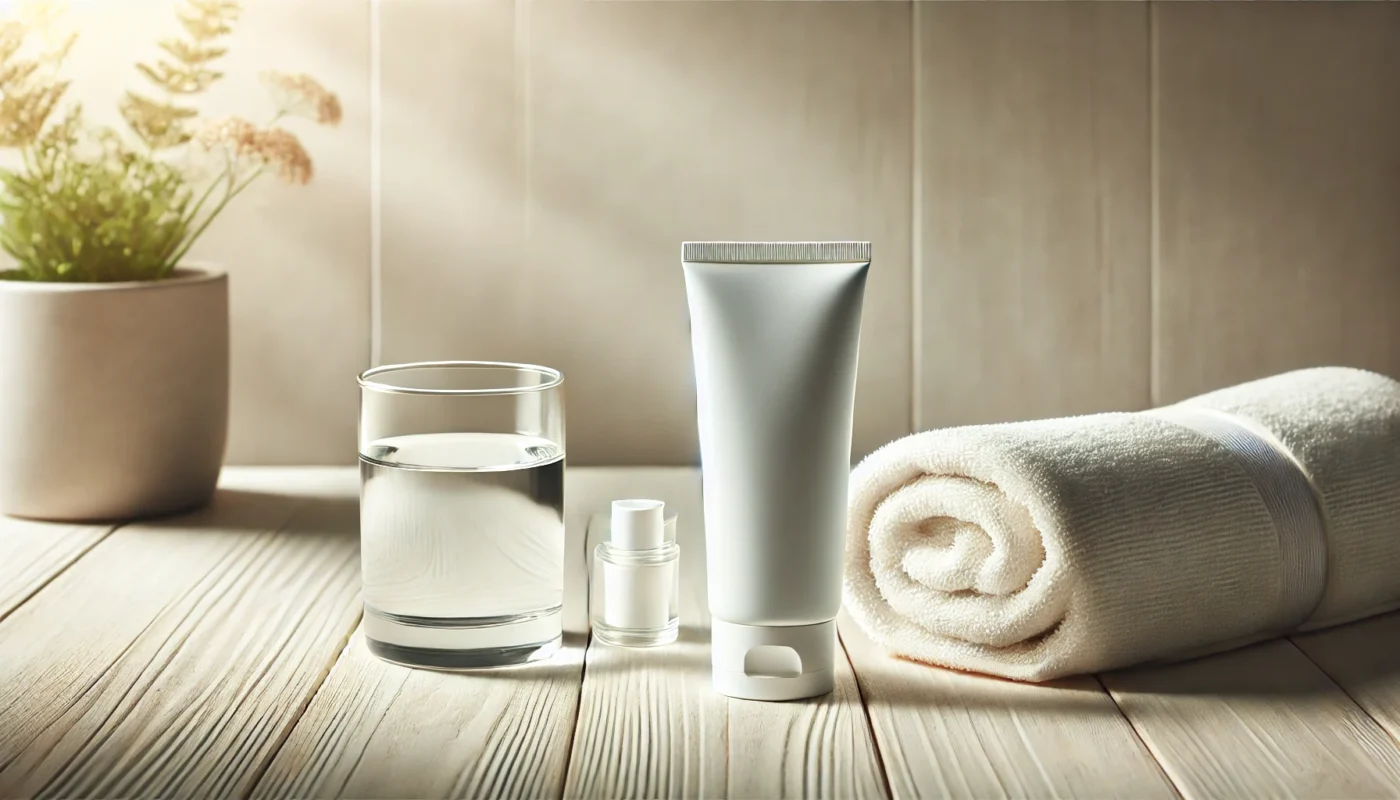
xmin=357 ymin=361 xmax=565 ymax=669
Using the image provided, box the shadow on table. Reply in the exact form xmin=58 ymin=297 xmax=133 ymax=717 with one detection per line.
xmin=576 ymin=625 xmax=713 ymax=678
xmin=371 ymin=632 xmax=593 ymax=683
xmin=848 ymin=615 xmax=1400 ymax=703
xmin=114 ymin=489 xmax=360 ymax=540
xmin=579 ymin=625 xmax=1120 ymax=714
xmin=1098 ymin=619 xmax=1400 ymax=697
xmin=853 ymin=656 xmax=1132 ymax=714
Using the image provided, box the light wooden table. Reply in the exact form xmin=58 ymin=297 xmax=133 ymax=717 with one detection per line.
xmin=3 ymin=467 xmax=1400 ymax=798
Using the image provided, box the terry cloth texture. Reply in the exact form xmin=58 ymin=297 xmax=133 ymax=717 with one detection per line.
xmin=844 ymin=368 xmax=1400 ymax=681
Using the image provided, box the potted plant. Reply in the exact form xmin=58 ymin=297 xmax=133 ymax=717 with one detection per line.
xmin=0 ymin=0 xmax=340 ymax=520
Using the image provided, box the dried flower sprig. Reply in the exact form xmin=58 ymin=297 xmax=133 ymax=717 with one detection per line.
xmin=261 ymin=71 xmax=341 ymax=126
xmin=17 ymin=1 xmax=76 ymax=64
xmin=121 ymin=0 xmax=239 ymax=150
xmin=197 ymin=117 xmax=314 ymax=185
xmin=0 ymin=0 xmax=341 ymax=283
xmin=0 ymin=12 xmax=70 ymax=148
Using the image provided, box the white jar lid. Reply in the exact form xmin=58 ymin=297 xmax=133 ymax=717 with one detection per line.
xmin=610 ymin=498 xmax=665 ymax=550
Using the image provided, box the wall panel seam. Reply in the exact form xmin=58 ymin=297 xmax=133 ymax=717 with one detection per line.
xmin=1148 ymin=1 xmax=1160 ymax=408
xmin=910 ymin=0 xmax=923 ymax=434
xmin=368 ymin=0 xmax=383 ymax=368
xmin=517 ymin=0 xmax=532 ymax=315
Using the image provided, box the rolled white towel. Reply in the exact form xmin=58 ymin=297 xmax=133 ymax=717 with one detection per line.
xmin=844 ymin=367 xmax=1400 ymax=681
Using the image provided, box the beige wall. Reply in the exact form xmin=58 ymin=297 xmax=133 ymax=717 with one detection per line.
xmin=44 ymin=0 xmax=371 ymax=466
xmin=38 ymin=1 xmax=1400 ymax=465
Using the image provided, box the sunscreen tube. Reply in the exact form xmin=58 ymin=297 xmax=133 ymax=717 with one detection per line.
xmin=681 ymin=242 xmax=870 ymax=701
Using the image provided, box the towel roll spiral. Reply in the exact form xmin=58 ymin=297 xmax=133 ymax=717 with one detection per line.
xmin=844 ymin=368 xmax=1400 ymax=681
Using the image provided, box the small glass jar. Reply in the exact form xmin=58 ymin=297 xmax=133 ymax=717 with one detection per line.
xmin=590 ymin=499 xmax=680 ymax=647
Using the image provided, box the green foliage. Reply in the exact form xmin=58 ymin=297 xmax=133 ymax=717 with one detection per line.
xmin=0 ymin=109 xmax=191 ymax=282
xmin=0 ymin=0 xmax=337 ymax=284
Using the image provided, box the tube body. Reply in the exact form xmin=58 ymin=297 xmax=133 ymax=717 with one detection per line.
xmin=682 ymin=241 xmax=869 ymax=700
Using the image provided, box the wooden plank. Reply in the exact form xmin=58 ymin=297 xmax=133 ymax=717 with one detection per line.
xmin=840 ymin=614 xmax=1175 ymax=799
xmin=726 ymin=657 xmax=888 ymax=800
xmin=253 ymin=628 xmax=585 ymax=799
xmin=1153 ymin=2 xmax=1400 ymax=403
xmin=565 ymin=628 xmax=724 ymax=800
xmin=564 ymin=469 xmax=727 ymax=799
xmin=254 ymin=467 xmax=603 ymax=799
xmin=0 ymin=518 xmax=113 ymax=622
xmin=917 ymin=2 xmax=1151 ymax=427
xmin=564 ymin=468 xmax=887 ymax=799
xmin=0 ymin=468 xmax=361 ymax=797
xmin=1293 ymin=611 xmax=1400 ymax=749
xmin=1102 ymin=639 xmax=1400 ymax=798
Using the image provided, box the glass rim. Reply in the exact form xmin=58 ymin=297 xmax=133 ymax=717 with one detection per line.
xmin=357 ymin=360 xmax=564 ymax=396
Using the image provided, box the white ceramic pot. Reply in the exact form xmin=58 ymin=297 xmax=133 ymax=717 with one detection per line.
xmin=0 ymin=268 xmax=229 ymax=520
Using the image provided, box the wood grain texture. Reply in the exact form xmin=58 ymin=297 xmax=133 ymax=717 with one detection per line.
xmin=256 ymin=466 xmax=599 ymax=800
xmin=1153 ymin=2 xmax=1400 ymax=403
xmin=726 ymin=660 xmax=888 ymax=800
xmin=917 ymin=2 xmax=1151 ymax=428
xmin=526 ymin=2 xmax=913 ymax=464
xmin=18 ymin=466 xmax=1400 ymax=797
xmin=564 ymin=468 xmax=886 ymax=800
xmin=0 ymin=469 xmax=361 ymax=798
xmin=254 ymin=630 xmax=585 ymax=799
xmin=1294 ymin=611 xmax=1400 ymax=749
xmin=840 ymin=615 xmax=1174 ymax=800
xmin=565 ymin=469 xmax=726 ymax=799
xmin=566 ymin=630 xmax=724 ymax=800
xmin=0 ymin=519 xmax=113 ymax=622
xmin=1102 ymin=639 xmax=1400 ymax=798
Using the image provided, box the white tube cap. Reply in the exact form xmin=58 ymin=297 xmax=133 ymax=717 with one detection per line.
xmin=611 ymin=499 xmax=665 ymax=550
xmin=710 ymin=618 xmax=836 ymax=701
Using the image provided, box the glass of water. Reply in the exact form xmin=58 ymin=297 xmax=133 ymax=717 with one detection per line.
xmin=357 ymin=361 xmax=565 ymax=669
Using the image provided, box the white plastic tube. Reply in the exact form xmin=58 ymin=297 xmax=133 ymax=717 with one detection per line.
xmin=682 ymin=242 xmax=870 ymax=701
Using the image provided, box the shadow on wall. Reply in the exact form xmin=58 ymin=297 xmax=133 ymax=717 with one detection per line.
xmin=26 ymin=0 xmax=1400 ymax=468
xmin=377 ymin=0 xmax=915 ymax=467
